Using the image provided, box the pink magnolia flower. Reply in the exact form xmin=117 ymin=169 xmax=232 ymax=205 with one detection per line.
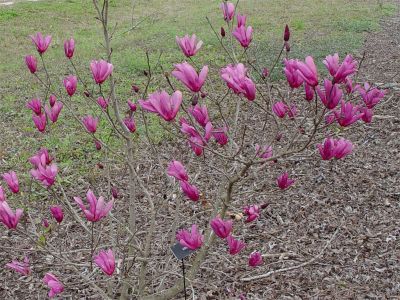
xmin=172 ymin=62 xmax=208 ymax=93
xmin=94 ymin=249 xmax=115 ymax=276
xmin=74 ymin=190 xmax=114 ymax=222
xmin=325 ymin=113 xmax=336 ymax=125
xmin=63 ymin=75 xmax=77 ymax=96
xmin=243 ymin=205 xmax=260 ymax=223
xmin=333 ymin=138 xmax=353 ymax=159
xmin=284 ymin=59 xmax=303 ymax=89
xmin=232 ymin=25 xmax=253 ymax=48
xmin=226 ymin=235 xmax=245 ymax=255
xmin=210 ymin=216 xmax=232 ymax=239
xmin=358 ymin=83 xmax=385 ymax=109
xmin=360 ymin=107 xmax=373 ymax=123
xmin=0 ymin=201 xmax=23 ymax=229
xmin=6 ymin=257 xmax=31 ymax=276
xmin=26 ymin=98 xmax=42 ymax=115
xmin=82 ymin=115 xmax=98 ymax=133
xmin=212 ymin=126 xmax=229 ymax=146
xmin=296 ymin=56 xmax=318 ymax=87
xmin=64 ymin=38 xmax=75 ymax=59
xmin=317 ymin=137 xmax=336 ymax=160
xmin=29 ymin=148 xmax=52 ymax=168
xmin=30 ymin=162 xmax=58 ymax=188
xmin=316 ymin=79 xmax=342 ymax=109
xmin=25 ymin=55 xmax=37 ymax=73
xmin=32 ymin=113 xmax=47 ymax=132
xmin=123 ymin=117 xmax=136 ymax=133
xmin=272 ymin=101 xmax=288 ymax=118
xmin=176 ymin=224 xmax=204 ymax=250
xmin=345 ymin=77 xmax=354 ymax=94
xmin=334 ymin=100 xmax=362 ymax=127
xmin=220 ymin=63 xmax=256 ymax=101
xmin=45 ymin=102 xmax=63 ymax=123
xmin=139 ymin=90 xmax=182 ymax=121
xmin=189 ymin=104 xmax=210 ymax=127
xmin=2 ymin=171 xmax=19 ymax=193
xmin=43 ymin=273 xmax=63 ymax=298
xmin=50 ymin=205 xmax=63 ymax=223
xmin=97 ymin=97 xmax=109 ymax=110
xmin=176 ymin=34 xmax=203 ymax=57
xmin=237 ymin=13 xmax=247 ymax=27
xmin=323 ymin=53 xmax=357 ymax=84
xmin=167 ymin=161 xmax=189 ymax=181
xmin=304 ymin=83 xmax=314 ymax=101
xmin=248 ymin=251 xmax=263 ymax=267
xmin=0 ymin=186 xmax=5 ymax=202
xmin=127 ymin=99 xmax=137 ymax=111
xmin=284 ymin=24 xmax=290 ymax=41
xmin=31 ymin=32 xmax=52 ymax=54
xmin=180 ymin=118 xmax=207 ymax=155
xmin=90 ymin=59 xmax=113 ymax=84
xmin=276 ymin=172 xmax=295 ymax=190
xmin=220 ymin=2 xmax=235 ymax=21
xmin=49 ymin=94 xmax=57 ymax=107
xmin=179 ymin=181 xmax=199 ymax=201
xmin=255 ymin=144 xmax=273 ymax=159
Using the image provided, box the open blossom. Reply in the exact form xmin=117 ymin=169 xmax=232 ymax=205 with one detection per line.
xmin=29 ymin=148 xmax=52 ymax=167
xmin=176 ymin=34 xmax=203 ymax=57
xmin=296 ymin=56 xmax=318 ymax=87
xmin=226 ymin=235 xmax=246 ymax=255
xmin=304 ymin=83 xmax=314 ymax=101
xmin=220 ymin=2 xmax=235 ymax=21
xmin=123 ymin=117 xmax=136 ymax=133
xmin=232 ymin=25 xmax=253 ymax=48
xmin=2 ymin=171 xmax=19 ymax=193
xmin=317 ymin=137 xmax=353 ymax=160
xmin=317 ymin=137 xmax=336 ymax=160
xmin=249 ymin=251 xmax=263 ymax=267
xmin=237 ymin=13 xmax=247 ymax=27
xmin=180 ymin=181 xmax=199 ymax=201
xmin=50 ymin=205 xmax=63 ymax=223
xmin=97 ymin=97 xmax=109 ymax=110
xmin=272 ymin=101 xmax=288 ymax=118
xmin=27 ymin=98 xmax=42 ymax=115
xmin=0 ymin=201 xmax=23 ymax=229
xmin=358 ymin=83 xmax=385 ymax=108
xmin=360 ymin=107 xmax=373 ymax=123
xmin=94 ymin=249 xmax=115 ymax=276
xmin=139 ymin=90 xmax=182 ymax=121
xmin=172 ymin=62 xmax=208 ymax=93
xmin=43 ymin=273 xmax=63 ymax=298
xmin=25 ymin=55 xmax=37 ymax=73
xmin=333 ymin=138 xmax=353 ymax=159
xmin=82 ymin=115 xmax=98 ymax=133
xmin=64 ymin=38 xmax=75 ymax=59
xmin=127 ymin=100 xmax=137 ymax=111
xmin=210 ymin=216 xmax=232 ymax=239
xmin=167 ymin=161 xmax=189 ymax=181
xmin=255 ymin=144 xmax=273 ymax=159
xmin=334 ymin=100 xmax=362 ymax=127
xmin=63 ymin=75 xmax=77 ymax=96
xmin=212 ymin=126 xmax=229 ymax=146
xmin=220 ymin=63 xmax=256 ymax=101
xmin=284 ymin=59 xmax=303 ymax=89
xmin=180 ymin=118 xmax=209 ymax=156
xmin=276 ymin=172 xmax=295 ymax=190
xmin=0 ymin=186 xmax=5 ymax=202
xmin=31 ymin=32 xmax=52 ymax=54
xmin=189 ymin=104 xmax=210 ymax=127
xmin=30 ymin=162 xmax=58 ymax=188
xmin=176 ymin=224 xmax=203 ymax=250
xmin=90 ymin=59 xmax=113 ymax=84
xmin=243 ymin=205 xmax=260 ymax=223
xmin=45 ymin=101 xmax=63 ymax=123
xmin=323 ymin=53 xmax=357 ymax=84
xmin=74 ymin=190 xmax=113 ymax=222
xmin=6 ymin=257 xmax=31 ymax=276
xmin=316 ymin=79 xmax=342 ymax=110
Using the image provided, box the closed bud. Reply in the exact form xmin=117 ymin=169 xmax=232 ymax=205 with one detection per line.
xmin=143 ymin=70 xmax=148 ymax=77
xmin=131 ymin=84 xmax=140 ymax=93
xmin=111 ymin=187 xmax=119 ymax=199
xmin=84 ymin=91 xmax=90 ymax=97
xmin=192 ymin=94 xmax=199 ymax=106
xmin=284 ymin=24 xmax=290 ymax=41
xmin=96 ymin=163 xmax=104 ymax=169
xmin=262 ymin=68 xmax=269 ymax=78
xmin=284 ymin=41 xmax=290 ymax=52
xmin=260 ymin=203 xmax=269 ymax=209
xmin=94 ymin=140 xmax=102 ymax=150
xmin=201 ymin=91 xmax=207 ymax=98
xmin=276 ymin=132 xmax=283 ymax=141
xmin=42 ymin=219 xmax=49 ymax=228
xmin=221 ymin=26 xmax=226 ymax=37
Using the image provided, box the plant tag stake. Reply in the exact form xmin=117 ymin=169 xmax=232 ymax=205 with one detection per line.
xmin=171 ymin=243 xmax=196 ymax=300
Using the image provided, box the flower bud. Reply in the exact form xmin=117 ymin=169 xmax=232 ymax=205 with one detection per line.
xmin=84 ymin=91 xmax=90 ymax=97
xmin=94 ymin=140 xmax=102 ymax=150
xmin=111 ymin=187 xmax=119 ymax=199
xmin=284 ymin=24 xmax=290 ymax=41
xmin=284 ymin=41 xmax=290 ymax=52
xmin=191 ymin=94 xmax=199 ymax=106
xmin=262 ymin=68 xmax=269 ymax=78
xmin=221 ymin=26 xmax=226 ymax=37
xmin=131 ymin=84 xmax=140 ymax=93
xmin=42 ymin=219 xmax=49 ymax=228
xmin=201 ymin=91 xmax=207 ymax=99
xmin=49 ymin=95 xmax=56 ymax=107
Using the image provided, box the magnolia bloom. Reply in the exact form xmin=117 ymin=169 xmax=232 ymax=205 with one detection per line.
xmin=43 ymin=273 xmax=64 ymax=298
xmin=0 ymin=201 xmax=23 ymax=229
xmin=360 ymin=107 xmax=373 ymax=123
xmin=176 ymin=34 xmax=203 ymax=57
xmin=317 ymin=137 xmax=336 ymax=160
xmin=127 ymin=100 xmax=137 ymax=112
xmin=94 ymin=249 xmax=115 ymax=276
xmin=50 ymin=205 xmax=63 ymax=223
xmin=6 ymin=257 xmax=31 ymax=276
xmin=243 ymin=205 xmax=260 ymax=222
xmin=176 ymin=224 xmax=204 ymax=250
xmin=232 ymin=25 xmax=253 ymax=48
xmin=220 ymin=63 xmax=256 ymax=101
xmin=30 ymin=162 xmax=58 ymax=188
xmin=180 ymin=181 xmax=199 ymax=201
xmin=210 ymin=216 xmax=232 ymax=239
xmin=333 ymin=138 xmax=353 ymax=159
xmin=31 ymin=32 xmax=52 ymax=54
xmin=272 ymin=101 xmax=288 ymax=118
xmin=74 ymin=190 xmax=114 ymax=222
xmin=25 ymin=55 xmax=37 ymax=73
xmin=172 ymin=62 xmax=208 ymax=93
xmin=358 ymin=82 xmax=385 ymax=109
xmin=188 ymin=104 xmax=210 ymax=127
xmin=226 ymin=235 xmax=245 ymax=255
xmin=276 ymin=172 xmax=295 ymax=190
xmin=248 ymin=251 xmax=263 ymax=267
xmin=82 ymin=115 xmax=98 ymax=133
xmin=0 ymin=186 xmax=5 ymax=202
xmin=139 ymin=90 xmax=182 ymax=121
xmin=167 ymin=161 xmax=189 ymax=181
xmin=334 ymin=100 xmax=362 ymax=127
xmin=323 ymin=53 xmax=357 ymax=84
xmin=345 ymin=77 xmax=354 ymax=94
xmin=284 ymin=59 xmax=303 ymax=89
xmin=90 ymin=59 xmax=113 ymax=84
xmin=63 ymin=75 xmax=77 ymax=96
xmin=64 ymin=38 xmax=75 ymax=59
xmin=220 ymin=1 xmax=235 ymax=21
xmin=316 ymin=79 xmax=342 ymax=110
xmin=180 ymin=118 xmax=210 ymax=156
xmin=237 ymin=13 xmax=247 ymax=27
xmin=49 ymin=94 xmax=57 ymax=107
xmin=2 ymin=171 xmax=19 ymax=193
xmin=29 ymin=148 xmax=52 ymax=168
xmin=32 ymin=113 xmax=47 ymax=132
xmin=97 ymin=97 xmax=109 ymax=110
xmin=123 ymin=117 xmax=136 ymax=133
xmin=296 ymin=56 xmax=318 ymax=87
xmin=255 ymin=144 xmax=273 ymax=159
xmin=45 ymin=102 xmax=63 ymax=123
xmin=212 ymin=126 xmax=229 ymax=146
xmin=27 ymin=98 xmax=42 ymax=115
xmin=304 ymin=83 xmax=314 ymax=101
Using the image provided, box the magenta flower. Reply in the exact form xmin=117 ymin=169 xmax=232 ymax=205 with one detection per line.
xmin=272 ymin=101 xmax=288 ymax=118
xmin=167 ymin=161 xmax=189 ymax=181
xmin=248 ymin=251 xmax=263 ymax=267
xmin=64 ymin=38 xmax=75 ymax=59
xmin=123 ymin=117 xmax=136 ymax=133
xmin=304 ymin=83 xmax=314 ymax=101
xmin=296 ymin=56 xmax=318 ymax=87
xmin=284 ymin=59 xmax=303 ymax=89
xmin=0 ymin=186 xmax=5 ymax=202
xmin=176 ymin=224 xmax=204 ymax=250
xmin=334 ymin=100 xmax=362 ymax=127
xmin=360 ymin=107 xmax=373 ymax=123
xmin=176 ymin=34 xmax=203 ymax=57
xmin=90 ymin=59 xmax=113 ymax=84
xmin=287 ymin=104 xmax=298 ymax=119
xmin=139 ymin=90 xmax=182 ymax=121
xmin=49 ymin=94 xmax=57 ymax=107
xmin=82 ymin=115 xmax=98 ymax=133
xmin=31 ymin=32 xmax=52 ymax=54
xmin=276 ymin=172 xmax=295 ymax=190
xmin=50 ymin=205 xmax=63 ymax=223
xmin=323 ymin=53 xmax=357 ymax=84
xmin=179 ymin=181 xmax=199 ymax=201
xmin=74 ymin=190 xmax=113 ymax=222
xmin=127 ymin=100 xmax=137 ymax=112
xmin=333 ymin=138 xmax=353 ymax=159
xmin=180 ymin=118 xmax=206 ymax=155
xmin=25 ymin=55 xmax=37 ymax=73
xmin=358 ymin=83 xmax=385 ymax=108
xmin=220 ymin=2 xmax=235 ymax=21
xmin=26 ymin=98 xmax=42 ymax=115
xmin=94 ymin=249 xmax=115 ymax=276
xmin=317 ymin=137 xmax=336 ymax=160
xmin=210 ymin=216 xmax=232 ymax=239
xmin=255 ymin=144 xmax=273 ymax=159
xmin=97 ymin=96 xmax=109 ymax=110
xmin=243 ymin=205 xmax=260 ymax=223
xmin=345 ymin=77 xmax=354 ymax=94
xmin=212 ymin=126 xmax=229 ymax=146
xmin=237 ymin=13 xmax=247 ymax=27
xmin=30 ymin=162 xmax=58 ymax=188
xmin=32 ymin=113 xmax=47 ymax=132
xmin=226 ymin=235 xmax=245 ymax=255
xmin=316 ymin=79 xmax=342 ymax=110
xmin=63 ymin=75 xmax=77 ymax=96
xmin=45 ymin=101 xmax=63 ymax=123
xmin=232 ymin=25 xmax=253 ymax=48
xmin=2 ymin=171 xmax=19 ymax=193
xmin=189 ymin=104 xmax=210 ymax=127
xmin=6 ymin=257 xmax=31 ymax=276
xmin=43 ymin=273 xmax=63 ymax=298
xmin=172 ymin=62 xmax=208 ymax=93
xmin=0 ymin=201 xmax=23 ymax=229
xmin=42 ymin=218 xmax=49 ymax=228
xmin=29 ymin=148 xmax=52 ymax=168
xmin=220 ymin=63 xmax=256 ymax=101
